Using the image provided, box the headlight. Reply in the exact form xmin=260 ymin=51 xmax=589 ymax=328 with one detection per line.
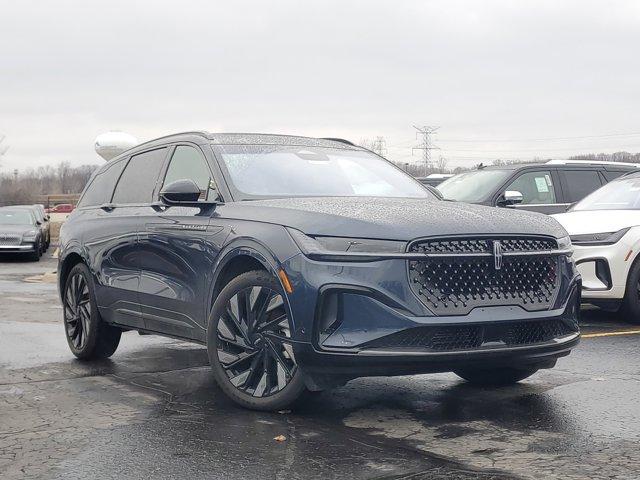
xmin=22 ymin=230 xmax=38 ymax=241
xmin=556 ymin=235 xmax=572 ymax=250
xmin=287 ymin=228 xmax=406 ymax=261
xmin=570 ymin=228 xmax=630 ymax=246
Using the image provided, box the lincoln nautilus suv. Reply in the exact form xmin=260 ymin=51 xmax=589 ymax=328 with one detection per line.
xmin=58 ymin=132 xmax=580 ymax=410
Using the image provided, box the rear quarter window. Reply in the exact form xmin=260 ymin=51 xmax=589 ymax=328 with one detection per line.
xmin=77 ymin=158 xmax=127 ymax=208
xmin=602 ymin=170 xmax=633 ymax=182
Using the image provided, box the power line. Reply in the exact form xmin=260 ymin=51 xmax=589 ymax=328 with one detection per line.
xmin=412 ymin=125 xmax=440 ymax=175
xmin=439 ymin=131 xmax=640 ymax=143
xmin=440 ymin=143 xmax=640 ymax=153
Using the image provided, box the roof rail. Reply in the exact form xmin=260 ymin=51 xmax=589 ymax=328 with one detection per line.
xmin=546 ymin=159 xmax=640 ymax=167
xmin=320 ymin=137 xmax=356 ymax=146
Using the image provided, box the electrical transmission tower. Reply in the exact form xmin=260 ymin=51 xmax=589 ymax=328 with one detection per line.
xmin=0 ymin=135 xmax=8 ymax=163
xmin=371 ymin=136 xmax=387 ymax=157
xmin=412 ymin=125 xmax=440 ymax=175
xmin=0 ymin=135 xmax=9 ymax=171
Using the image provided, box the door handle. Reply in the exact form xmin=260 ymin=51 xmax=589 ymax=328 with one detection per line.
xmin=99 ymin=203 xmax=116 ymax=212
xmin=150 ymin=201 xmax=167 ymax=212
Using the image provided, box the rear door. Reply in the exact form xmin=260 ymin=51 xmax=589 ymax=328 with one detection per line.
xmin=498 ymin=169 xmax=565 ymax=214
xmin=76 ymin=157 xmax=144 ymax=327
xmin=558 ymin=168 xmax=605 ymax=205
xmin=137 ymin=144 xmax=226 ymax=341
xmin=103 ymin=148 xmax=169 ymax=329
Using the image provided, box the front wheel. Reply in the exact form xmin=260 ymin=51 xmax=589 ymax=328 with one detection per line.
xmin=207 ymin=270 xmax=307 ymax=411
xmin=62 ymin=263 xmax=121 ymax=359
xmin=619 ymin=260 xmax=640 ymax=324
xmin=455 ymin=367 xmax=538 ymax=386
xmin=28 ymin=241 xmax=41 ymax=262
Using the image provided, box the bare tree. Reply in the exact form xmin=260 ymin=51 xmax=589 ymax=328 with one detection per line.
xmin=0 ymin=162 xmax=99 ymax=206
xmin=358 ymin=136 xmax=387 ymax=158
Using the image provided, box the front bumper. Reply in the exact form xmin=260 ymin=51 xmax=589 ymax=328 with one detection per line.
xmin=572 ymin=242 xmax=633 ymax=300
xmin=0 ymin=243 xmax=36 ymax=252
xmin=283 ymin=252 xmax=580 ymax=379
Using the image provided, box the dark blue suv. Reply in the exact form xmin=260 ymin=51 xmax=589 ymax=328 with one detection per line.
xmin=58 ymin=132 xmax=580 ymax=410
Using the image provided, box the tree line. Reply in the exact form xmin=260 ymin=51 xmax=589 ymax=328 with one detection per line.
xmin=0 ymin=162 xmax=98 ymax=206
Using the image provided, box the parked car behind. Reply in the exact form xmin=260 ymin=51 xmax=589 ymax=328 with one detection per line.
xmin=58 ymin=132 xmax=580 ymax=411
xmin=437 ymin=160 xmax=639 ymax=214
xmin=46 ymin=203 xmax=75 ymax=214
xmin=415 ymin=173 xmax=454 ymax=186
xmin=554 ymin=172 xmax=640 ymax=323
xmin=0 ymin=207 xmax=44 ymax=261
xmin=13 ymin=204 xmax=50 ymax=250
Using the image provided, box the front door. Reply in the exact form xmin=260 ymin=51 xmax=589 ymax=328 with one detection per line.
xmin=137 ymin=145 xmax=227 ymax=341
xmin=499 ymin=170 xmax=566 ymax=214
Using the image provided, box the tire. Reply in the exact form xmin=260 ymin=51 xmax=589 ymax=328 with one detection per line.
xmin=455 ymin=366 xmax=538 ymax=386
xmin=62 ymin=263 xmax=121 ymax=359
xmin=28 ymin=240 xmax=40 ymax=262
xmin=619 ymin=260 xmax=640 ymax=324
xmin=207 ymin=270 xmax=307 ymax=411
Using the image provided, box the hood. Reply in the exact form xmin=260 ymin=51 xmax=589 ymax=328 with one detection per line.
xmin=215 ymin=197 xmax=567 ymax=240
xmin=553 ymin=209 xmax=640 ymax=235
xmin=0 ymin=225 xmax=34 ymax=236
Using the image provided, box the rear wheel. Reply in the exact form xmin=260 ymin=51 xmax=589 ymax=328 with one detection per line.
xmin=207 ymin=270 xmax=307 ymax=411
xmin=619 ymin=260 xmax=640 ymax=324
xmin=63 ymin=263 xmax=121 ymax=359
xmin=455 ymin=366 xmax=538 ymax=386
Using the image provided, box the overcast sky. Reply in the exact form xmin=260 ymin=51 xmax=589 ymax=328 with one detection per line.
xmin=1 ymin=0 xmax=640 ymax=172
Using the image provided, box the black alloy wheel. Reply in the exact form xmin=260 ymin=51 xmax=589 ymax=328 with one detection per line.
xmin=62 ymin=263 xmax=121 ymax=359
xmin=64 ymin=271 xmax=91 ymax=350
xmin=208 ymin=270 xmax=307 ymax=410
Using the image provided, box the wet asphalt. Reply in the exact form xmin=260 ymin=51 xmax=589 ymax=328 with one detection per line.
xmin=1 ymin=252 xmax=639 ymax=479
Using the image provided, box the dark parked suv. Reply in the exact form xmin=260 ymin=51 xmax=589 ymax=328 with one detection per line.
xmin=437 ymin=161 xmax=639 ymax=214
xmin=58 ymin=132 xmax=580 ymax=410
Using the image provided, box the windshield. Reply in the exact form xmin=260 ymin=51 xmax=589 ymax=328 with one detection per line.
xmin=0 ymin=210 xmax=33 ymax=225
xmin=437 ymin=169 xmax=512 ymax=202
xmin=215 ymin=145 xmax=434 ymax=200
xmin=573 ymin=177 xmax=640 ymax=211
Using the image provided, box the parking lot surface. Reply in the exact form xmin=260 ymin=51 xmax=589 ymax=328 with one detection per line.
xmin=1 ymin=253 xmax=639 ymax=479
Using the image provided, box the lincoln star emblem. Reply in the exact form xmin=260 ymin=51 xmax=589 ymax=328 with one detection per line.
xmin=493 ymin=240 xmax=503 ymax=270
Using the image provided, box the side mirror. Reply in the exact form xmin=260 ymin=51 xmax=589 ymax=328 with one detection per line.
xmin=160 ymin=179 xmax=215 ymax=207
xmin=36 ymin=220 xmax=42 ymax=226
xmin=497 ymin=190 xmax=523 ymax=207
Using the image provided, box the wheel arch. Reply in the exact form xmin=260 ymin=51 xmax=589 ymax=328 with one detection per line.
xmin=208 ymin=240 xmax=284 ymax=314
xmin=58 ymin=251 xmax=86 ymax=300
xmin=618 ymin=230 xmax=640 ymax=296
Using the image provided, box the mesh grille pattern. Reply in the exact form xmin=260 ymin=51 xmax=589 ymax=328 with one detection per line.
xmin=408 ymin=237 xmax=560 ymax=315
xmin=363 ymin=319 xmax=577 ymax=351
xmin=0 ymin=235 xmax=21 ymax=246
xmin=410 ymin=237 xmax=557 ymax=255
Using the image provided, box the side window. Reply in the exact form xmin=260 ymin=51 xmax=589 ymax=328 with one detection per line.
xmin=77 ymin=159 xmax=127 ymax=207
xmin=562 ymin=170 xmax=603 ymax=203
xmin=505 ymin=171 xmax=557 ymax=205
xmin=602 ymin=170 xmax=628 ymax=182
xmin=112 ymin=148 xmax=168 ymax=204
xmin=161 ymin=146 xmax=215 ymax=200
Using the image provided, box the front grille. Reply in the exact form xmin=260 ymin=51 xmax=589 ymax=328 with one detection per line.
xmin=0 ymin=235 xmax=21 ymax=246
xmin=362 ymin=319 xmax=577 ymax=352
xmin=408 ymin=236 xmax=560 ymax=316
xmin=412 ymin=237 xmax=557 ymax=255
